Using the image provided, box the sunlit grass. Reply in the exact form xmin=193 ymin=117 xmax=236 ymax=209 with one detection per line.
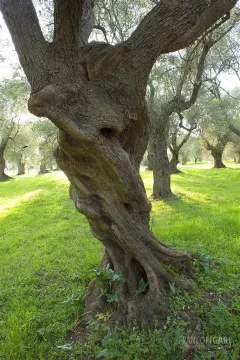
xmin=0 ymin=167 xmax=239 ymax=359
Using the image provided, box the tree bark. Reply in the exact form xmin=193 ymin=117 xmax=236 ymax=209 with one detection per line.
xmin=1 ymin=0 xmax=237 ymax=327
xmin=212 ymin=150 xmax=226 ymax=168
xmin=152 ymin=118 xmax=173 ymax=199
xmin=169 ymin=151 xmax=181 ymax=174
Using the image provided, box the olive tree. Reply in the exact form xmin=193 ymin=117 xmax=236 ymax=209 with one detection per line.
xmin=0 ymin=78 xmax=28 ymax=180
xmin=0 ymin=0 xmax=237 ymax=326
xmin=197 ymin=93 xmax=239 ymax=168
xmin=148 ymin=11 xmax=240 ymax=198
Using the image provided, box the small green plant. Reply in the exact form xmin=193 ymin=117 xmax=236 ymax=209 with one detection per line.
xmin=197 ymin=252 xmax=211 ymax=273
xmin=92 ymin=264 xmax=125 ymax=303
xmin=136 ymin=278 xmax=148 ymax=295
xmin=169 ymin=282 xmax=179 ymax=294
xmin=96 ymin=349 xmax=122 ymax=359
xmin=62 ymin=288 xmax=82 ymax=304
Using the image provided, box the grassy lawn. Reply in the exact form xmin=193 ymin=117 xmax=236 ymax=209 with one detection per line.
xmin=0 ymin=167 xmax=239 ymax=359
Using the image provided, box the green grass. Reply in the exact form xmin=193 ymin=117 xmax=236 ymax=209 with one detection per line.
xmin=0 ymin=167 xmax=240 ymax=359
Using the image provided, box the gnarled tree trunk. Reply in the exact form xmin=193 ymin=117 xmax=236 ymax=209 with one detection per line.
xmin=33 ymin=80 xmax=193 ymax=326
xmin=212 ymin=149 xmax=226 ymax=168
xmin=1 ymin=0 xmax=237 ymax=327
xmin=203 ymin=134 xmax=230 ymax=169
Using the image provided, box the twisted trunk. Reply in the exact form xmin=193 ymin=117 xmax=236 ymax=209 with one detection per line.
xmin=204 ymin=135 xmax=229 ymax=169
xmin=28 ymin=79 xmax=195 ymax=326
xmin=212 ymin=149 xmax=226 ymax=168
xmin=2 ymin=0 xmax=237 ymax=328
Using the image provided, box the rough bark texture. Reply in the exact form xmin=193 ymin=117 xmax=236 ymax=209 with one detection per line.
xmin=1 ymin=0 xmax=237 ymax=326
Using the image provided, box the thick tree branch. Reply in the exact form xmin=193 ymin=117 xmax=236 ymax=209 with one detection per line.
xmin=0 ymin=0 xmax=48 ymax=89
xmin=202 ymin=135 xmax=214 ymax=151
xmin=124 ymin=0 xmax=237 ymax=80
xmin=188 ymin=43 xmax=210 ymax=105
xmin=53 ymin=0 xmax=95 ymax=47
xmin=53 ymin=0 xmax=83 ymax=44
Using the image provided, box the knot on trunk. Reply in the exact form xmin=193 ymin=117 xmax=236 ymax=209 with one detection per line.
xmin=28 ymin=84 xmax=86 ymax=117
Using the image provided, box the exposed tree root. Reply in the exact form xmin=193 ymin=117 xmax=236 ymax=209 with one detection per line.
xmin=0 ymin=173 xmax=13 ymax=181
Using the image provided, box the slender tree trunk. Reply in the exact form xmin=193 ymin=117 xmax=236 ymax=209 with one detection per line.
xmin=0 ymin=151 xmax=12 ymax=181
xmin=17 ymin=160 xmax=25 ymax=175
xmin=152 ymin=119 xmax=173 ymax=199
xmin=212 ymin=150 xmax=226 ymax=168
xmin=170 ymin=151 xmax=181 ymax=174
xmin=194 ymin=157 xmax=198 ymax=164
xmin=146 ymin=139 xmax=154 ymax=171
